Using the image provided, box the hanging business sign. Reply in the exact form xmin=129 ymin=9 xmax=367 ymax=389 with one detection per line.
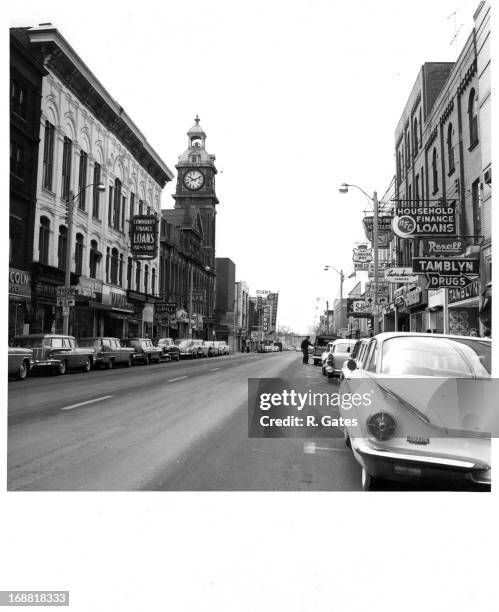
xmin=267 ymin=293 xmax=279 ymax=328
xmin=412 ymin=257 xmax=480 ymax=289
xmin=392 ymin=201 xmax=456 ymax=238
xmin=448 ymin=278 xmax=480 ymax=304
xmin=352 ymin=245 xmax=373 ymax=263
xmin=354 ymin=261 xmax=370 ymax=271
xmin=362 ymin=215 xmax=393 ymax=242
xmin=384 ymin=267 xmax=419 ymax=284
xmin=421 ymin=238 xmax=466 ymax=256
xmin=347 ymin=299 xmax=372 ymax=316
xmin=130 ymin=215 xmax=158 ymax=259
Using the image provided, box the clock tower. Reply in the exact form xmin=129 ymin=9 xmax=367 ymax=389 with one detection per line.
xmin=173 ymin=116 xmax=219 ymax=268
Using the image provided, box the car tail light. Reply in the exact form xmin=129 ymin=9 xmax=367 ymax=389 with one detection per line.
xmin=367 ymin=413 xmax=396 ymax=441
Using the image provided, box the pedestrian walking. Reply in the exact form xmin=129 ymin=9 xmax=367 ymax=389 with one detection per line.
xmin=301 ymin=336 xmax=313 ymax=364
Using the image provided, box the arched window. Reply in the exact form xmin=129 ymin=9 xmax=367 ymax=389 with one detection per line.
xmin=144 ymin=264 xmax=149 ymax=294
xmin=432 ymin=148 xmax=438 ymax=194
xmin=135 ymin=261 xmax=141 ymax=292
xmin=39 ymin=217 xmax=50 ymax=264
xmin=113 ymin=179 xmax=122 ymax=230
xmin=119 ymin=254 xmax=124 ymax=286
xmin=58 ymin=225 xmax=68 ymax=270
xmin=75 ymin=233 xmax=84 ymax=276
xmin=413 ymin=118 xmax=418 ymax=155
xmin=468 ymin=88 xmax=478 ymax=146
xmin=89 ymin=240 xmax=99 ymax=279
xmin=127 ymin=257 xmax=132 ymax=289
xmin=110 ymin=248 xmax=119 ymax=284
xmin=447 ymin=123 xmax=455 ymax=173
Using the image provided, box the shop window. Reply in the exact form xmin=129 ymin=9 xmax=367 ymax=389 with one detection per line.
xmin=75 ymin=233 xmax=84 ymax=276
xmin=468 ymin=88 xmax=478 ymax=148
xmin=78 ymin=151 xmax=88 ymax=210
xmin=42 ymin=121 xmax=55 ymax=190
xmin=89 ymin=240 xmax=99 ymax=279
xmin=61 ymin=137 xmax=72 ymax=202
xmin=58 ymin=225 xmax=68 ymax=270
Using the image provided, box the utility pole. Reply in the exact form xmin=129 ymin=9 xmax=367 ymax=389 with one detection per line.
xmin=188 ymin=263 xmax=193 ymax=339
xmin=63 ymin=191 xmax=75 ymax=335
xmin=373 ymin=190 xmax=379 ymax=334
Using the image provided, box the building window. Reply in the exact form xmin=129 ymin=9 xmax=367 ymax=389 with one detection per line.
xmin=447 ymin=123 xmax=455 ymax=173
xmin=119 ymin=254 xmax=124 ymax=286
xmin=61 ymin=137 xmax=72 ymax=201
xmin=152 ymin=268 xmax=156 ymax=295
xmin=111 ymin=248 xmax=119 ymax=284
xmin=58 ymin=225 xmax=68 ymax=270
xmin=121 ymin=195 xmax=126 ymax=230
xmin=405 ymin=128 xmax=411 ymax=168
xmin=129 ymin=193 xmax=135 ymax=222
xmin=75 ymin=233 xmax=84 ymax=275
xmin=413 ymin=118 xmax=418 ymax=155
xmin=78 ymin=151 xmax=88 ymax=210
xmin=10 ymin=141 xmax=24 ymax=178
xmin=42 ymin=121 xmax=55 ymax=190
xmin=147 ymin=206 xmax=151 ymax=216
xmin=92 ymin=163 xmax=101 ymax=218
xmin=39 ymin=216 xmax=50 ymax=265
xmin=468 ymin=88 xmax=478 ymax=148
xmin=472 ymin=178 xmax=481 ymax=238
xmin=106 ymin=247 xmax=110 ymax=283
xmin=415 ymin=174 xmax=420 ymax=203
xmin=108 ymin=185 xmax=113 ymax=226
xmin=11 ymin=80 xmax=27 ymax=118
xmin=136 ymin=261 xmax=141 ymax=292
xmin=127 ymin=257 xmax=132 ymax=289
xmin=89 ymin=240 xmax=99 ymax=279
xmin=113 ymin=179 xmax=122 ymax=230
xmin=138 ymin=199 xmax=143 ymax=215
xmin=144 ymin=265 xmax=149 ymax=294
xmin=432 ymin=147 xmax=438 ymax=194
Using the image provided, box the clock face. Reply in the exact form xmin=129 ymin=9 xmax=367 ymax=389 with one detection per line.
xmin=183 ymin=170 xmax=204 ymax=190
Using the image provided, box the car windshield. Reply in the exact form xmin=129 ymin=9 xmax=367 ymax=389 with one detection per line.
xmin=174 ymin=340 xmax=186 ymax=347
xmin=315 ymin=337 xmax=334 ymax=347
xmin=334 ymin=343 xmax=352 ymax=353
xmin=381 ymin=337 xmax=491 ymax=377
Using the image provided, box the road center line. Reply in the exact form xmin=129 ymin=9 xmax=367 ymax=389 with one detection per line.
xmin=168 ymin=376 xmax=188 ymax=382
xmin=61 ymin=395 xmax=113 ymax=411
xmin=209 ymin=368 xmax=220 ymax=371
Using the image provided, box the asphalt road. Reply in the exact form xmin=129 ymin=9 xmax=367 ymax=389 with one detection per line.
xmin=8 ymin=351 xmax=362 ymax=491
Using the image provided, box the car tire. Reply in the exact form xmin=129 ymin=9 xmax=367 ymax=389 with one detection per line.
xmin=16 ymin=359 xmax=29 ymax=380
xmin=126 ymin=356 xmax=133 ymax=367
xmin=58 ymin=361 xmax=67 ymax=375
xmin=155 ymin=355 xmax=161 ymax=364
xmin=106 ymin=359 xmax=113 ymax=370
xmin=321 ymin=366 xmax=325 ymax=376
xmin=146 ymin=355 xmax=151 ymax=365
xmin=82 ymin=358 xmax=91 ymax=373
xmin=361 ymin=468 xmax=382 ymax=491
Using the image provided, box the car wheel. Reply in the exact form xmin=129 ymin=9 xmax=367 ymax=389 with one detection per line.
xmin=106 ymin=359 xmax=113 ymax=370
xmin=321 ymin=366 xmax=325 ymax=375
xmin=146 ymin=355 xmax=151 ymax=365
xmin=126 ymin=356 xmax=133 ymax=367
xmin=82 ymin=358 xmax=91 ymax=373
xmin=58 ymin=361 xmax=67 ymax=375
xmin=16 ymin=359 xmax=29 ymax=380
xmin=155 ymin=355 xmax=161 ymax=364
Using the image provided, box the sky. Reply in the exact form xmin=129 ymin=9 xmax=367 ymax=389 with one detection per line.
xmin=5 ymin=0 xmax=478 ymax=333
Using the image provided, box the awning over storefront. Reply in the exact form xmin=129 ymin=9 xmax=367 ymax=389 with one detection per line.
xmin=88 ymin=302 xmax=134 ymax=315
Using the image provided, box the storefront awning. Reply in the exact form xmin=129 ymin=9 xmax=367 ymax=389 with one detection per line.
xmin=88 ymin=301 xmax=134 ymax=315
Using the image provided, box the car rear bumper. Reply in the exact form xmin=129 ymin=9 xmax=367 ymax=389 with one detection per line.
xmin=30 ymin=359 xmax=61 ymax=370
xmin=353 ymin=439 xmax=491 ymax=490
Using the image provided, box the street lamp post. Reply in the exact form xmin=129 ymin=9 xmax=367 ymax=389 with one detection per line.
xmin=339 ymin=183 xmax=379 ymax=334
xmin=63 ymin=183 xmax=105 ymax=335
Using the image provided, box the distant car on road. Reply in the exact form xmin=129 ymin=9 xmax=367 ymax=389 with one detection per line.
xmin=339 ymin=332 xmax=492 ymax=491
xmin=322 ymin=338 xmax=357 ymax=378
xmin=121 ymin=338 xmax=162 ymax=365
xmin=155 ymin=338 xmax=180 ymax=361
xmin=175 ymin=339 xmax=198 ymax=359
xmin=216 ymin=341 xmax=230 ymax=355
xmin=14 ymin=334 xmax=93 ymax=375
xmin=8 ymin=347 xmax=33 ymax=380
xmin=311 ymin=334 xmax=339 ymax=365
xmin=77 ymin=337 xmax=134 ymax=369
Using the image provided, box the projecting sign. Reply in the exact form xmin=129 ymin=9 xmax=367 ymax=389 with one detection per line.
xmin=267 ymin=293 xmax=279 ymax=329
xmin=362 ymin=215 xmax=393 ymax=243
xmin=352 ymin=245 xmax=373 ymax=263
xmin=384 ymin=267 xmax=419 ymax=284
xmin=347 ymin=299 xmax=372 ymax=316
xmin=412 ymin=257 xmax=480 ymax=289
xmin=130 ymin=215 xmax=158 ymax=259
xmin=421 ymin=238 xmax=465 ymax=256
xmin=392 ymin=201 xmax=456 ymax=238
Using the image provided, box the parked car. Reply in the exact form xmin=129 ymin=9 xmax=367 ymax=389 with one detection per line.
xmin=14 ymin=334 xmax=94 ymax=374
xmin=202 ymin=340 xmax=219 ymax=357
xmin=339 ymin=332 xmax=492 ymax=491
xmin=77 ymin=337 xmax=134 ymax=369
xmin=155 ymin=338 xmax=180 ymax=361
xmin=174 ymin=339 xmax=198 ymax=359
xmin=8 ymin=347 xmax=33 ymax=380
xmin=216 ymin=341 xmax=230 ymax=355
xmin=121 ymin=338 xmax=162 ymax=365
xmin=322 ymin=338 xmax=357 ymax=378
xmin=311 ymin=334 xmax=339 ymax=365
xmin=191 ymin=339 xmax=212 ymax=357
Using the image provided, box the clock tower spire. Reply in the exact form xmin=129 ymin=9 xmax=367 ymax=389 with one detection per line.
xmin=173 ymin=116 xmax=219 ymax=268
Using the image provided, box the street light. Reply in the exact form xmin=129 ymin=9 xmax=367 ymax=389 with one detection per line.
xmin=339 ymin=183 xmax=379 ymax=333
xmin=63 ymin=182 xmax=106 ymax=335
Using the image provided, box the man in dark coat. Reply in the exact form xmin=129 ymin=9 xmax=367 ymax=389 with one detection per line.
xmin=301 ymin=336 xmax=313 ymax=364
